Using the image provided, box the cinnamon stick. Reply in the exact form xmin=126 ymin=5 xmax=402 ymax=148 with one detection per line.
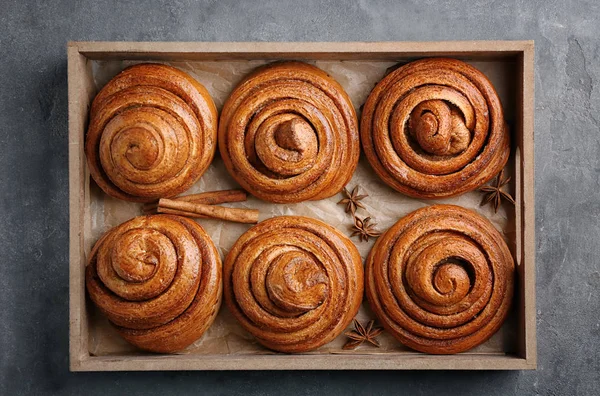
xmin=150 ymin=207 xmax=209 ymax=219
xmin=143 ymin=189 xmax=248 ymax=214
xmin=174 ymin=189 xmax=247 ymax=204
xmin=158 ymin=198 xmax=259 ymax=224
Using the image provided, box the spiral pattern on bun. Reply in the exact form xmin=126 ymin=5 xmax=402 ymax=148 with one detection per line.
xmin=365 ymin=205 xmax=514 ymax=354
xmin=219 ymin=62 xmax=359 ymax=203
xmin=361 ymin=58 xmax=509 ymax=198
xmin=224 ymin=216 xmax=363 ymax=352
xmin=86 ymin=215 xmax=221 ymax=353
xmin=86 ymin=63 xmax=217 ymax=202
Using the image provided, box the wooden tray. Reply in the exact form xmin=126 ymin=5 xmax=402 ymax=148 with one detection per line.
xmin=68 ymin=41 xmax=536 ymax=371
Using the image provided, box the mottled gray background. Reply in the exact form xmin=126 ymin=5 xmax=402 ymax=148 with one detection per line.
xmin=1 ymin=0 xmax=599 ymax=395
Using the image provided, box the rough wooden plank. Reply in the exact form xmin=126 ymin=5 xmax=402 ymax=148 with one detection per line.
xmin=521 ymin=42 xmax=537 ymax=367
xmin=68 ymin=44 xmax=97 ymax=371
xmin=73 ymin=354 xmax=533 ymax=371
xmin=67 ymin=44 xmax=87 ymax=371
xmin=69 ymin=41 xmax=533 ymax=61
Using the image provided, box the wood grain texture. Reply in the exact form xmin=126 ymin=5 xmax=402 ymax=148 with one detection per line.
xmin=72 ymin=353 xmax=534 ymax=371
xmin=69 ymin=41 xmax=534 ymax=60
xmin=68 ymin=45 xmax=92 ymax=369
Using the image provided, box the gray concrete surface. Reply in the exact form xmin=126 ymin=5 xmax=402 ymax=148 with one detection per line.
xmin=1 ymin=0 xmax=599 ymax=394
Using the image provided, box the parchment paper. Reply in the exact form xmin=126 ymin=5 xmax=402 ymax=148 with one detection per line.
xmin=87 ymin=58 xmax=517 ymax=356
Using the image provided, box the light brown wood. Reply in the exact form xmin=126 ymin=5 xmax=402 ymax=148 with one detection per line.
xmin=68 ymin=41 xmax=533 ymax=60
xmin=68 ymin=45 xmax=96 ymax=370
xmin=72 ymin=353 xmax=535 ymax=372
xmin=521 ymin=43 xmax=537 ymax=367
xmin=68 ymin=41 xmax=535 ymax=371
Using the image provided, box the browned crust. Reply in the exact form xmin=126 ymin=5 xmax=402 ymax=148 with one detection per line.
xmin=86 ymin=215 xmax=222 ymax=353
xmin=365 ymin=205 xmax=515 ymax=354
xmin=219 ymin=61 xmax=359 ymax=203
xmin=224 ymin=216 xmax=363 ymax=352
xmin=361 ymin=58 xmax=509 ymax=199
xmin=85 ymin=63 xmax=217 ymax=202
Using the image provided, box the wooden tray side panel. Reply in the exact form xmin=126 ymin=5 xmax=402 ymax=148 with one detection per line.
xmin=68 ymin=46 xmax=96 ymax=370
xmin=72 ymin=41 xmax=533 ymax=61
xmin=76 ymin=354 xmax=531 ymax=371
xmin=521 ymin=43 xmax=537 ymax=367
xmin=512 ymin=43 xmax=536 ymax=369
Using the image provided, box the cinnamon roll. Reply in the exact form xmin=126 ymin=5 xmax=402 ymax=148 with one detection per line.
xmin=361 ymin=58 xmax=510 ymax=198
xmin=224 ymin=216 xmax=363 ymax=352
xmin=219 ymin=62 xmax=359 ymax=203
xmin=86 ymin=215 xmax=222 ymax=353
xmin=86 ymin=63 xmax=217 ymax=202
xmin=365 ymin=205 xmax=514 ymax=354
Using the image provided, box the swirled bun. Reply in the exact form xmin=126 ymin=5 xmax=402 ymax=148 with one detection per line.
xmin=365 ymin=205 xmax=514 ymax=354
xmin=219 ymin=62 xmax=359 ymax=203
xmin=85 ymin=64 xmax=217 ymax=202
xmin=86 ymin=215 xmax=221 ymax=353
xmin=361 ymin=58 xmax=509 ymax=198
xmin=224 ymin=216 xmax=363 ymax=352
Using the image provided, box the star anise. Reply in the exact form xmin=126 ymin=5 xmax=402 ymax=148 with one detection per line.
xmin=351 ymin=216 xmax=381 ymax=242
xmin=479 ymin=169 xmax=516 ymax=213
xmin=343 ymin=319 xmax=384 ymax=350
xmin=338 ymin=185 xmax=368 ymax=216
